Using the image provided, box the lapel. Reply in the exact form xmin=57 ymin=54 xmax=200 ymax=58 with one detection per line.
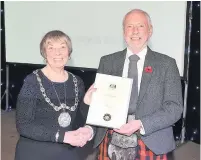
xmin=112 ymin=49 xmax=127 ymax=76
xmin=137 ymin=48 xmax=155 ymax=106
xmin=111 ymin=48 xmax=155 ymax=105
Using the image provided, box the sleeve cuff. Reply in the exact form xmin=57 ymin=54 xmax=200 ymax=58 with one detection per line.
xmin=57 ymin=130 xmax=65 ymax=143
xmin=139 ymin=121 xmax=145 ymax=135
xmin=85 ymin=125 xmax=94 ymax=141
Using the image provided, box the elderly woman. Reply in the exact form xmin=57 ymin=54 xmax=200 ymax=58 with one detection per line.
xmin=14 ymin=30 xmax=94 ymax=160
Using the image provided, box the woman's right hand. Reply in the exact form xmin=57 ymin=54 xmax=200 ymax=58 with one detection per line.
xmin=63 ymin=130 xmax=87 ymax=147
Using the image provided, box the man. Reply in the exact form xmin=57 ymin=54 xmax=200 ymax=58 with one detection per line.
xmin=92 ymin=9 xmax=183 ymax=160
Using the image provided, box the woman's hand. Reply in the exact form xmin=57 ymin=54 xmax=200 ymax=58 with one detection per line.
xmin=63 ymin=130 xmax=87 ymax=147
xmin=63 ymin=127 xmax=93 ymax=147
xmin=77 ymin=126 xmax=93 ymax=141
xmin=83 ymin=84 xmax=97 ymax=105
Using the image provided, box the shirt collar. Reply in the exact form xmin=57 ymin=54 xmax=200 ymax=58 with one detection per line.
xmin=126 ymin=47 xmax=147 ymax=60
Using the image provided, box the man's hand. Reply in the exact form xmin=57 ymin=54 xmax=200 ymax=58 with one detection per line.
xmin=83 ymin=84 xmax=97 ymax=105
xmin=113 ymin=120 xmax=142 ymax=136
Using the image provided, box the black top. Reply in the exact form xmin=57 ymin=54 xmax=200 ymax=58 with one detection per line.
xmin=15 ymin=69 xmax=88 ymax=160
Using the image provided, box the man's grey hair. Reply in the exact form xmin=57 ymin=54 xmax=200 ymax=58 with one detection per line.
xmin=40 ymin=30 xmax=72 ymax=58
xmin=122 ymin=9 xmax=152 ymax=28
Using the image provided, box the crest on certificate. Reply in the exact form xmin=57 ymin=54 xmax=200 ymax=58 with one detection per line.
xmin=109 ymin=84 xmax=116 ymax=90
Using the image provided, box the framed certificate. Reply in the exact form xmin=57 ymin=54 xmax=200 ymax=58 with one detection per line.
xmin=86 ymin=73 xmax=133 ymax=129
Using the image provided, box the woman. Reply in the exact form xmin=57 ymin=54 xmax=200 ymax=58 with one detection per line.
xmin=15 ymin=30 xmax=94 ymax=160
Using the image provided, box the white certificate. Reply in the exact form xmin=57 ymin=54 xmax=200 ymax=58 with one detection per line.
xmin=86 ymin=73 xmax=133 ymax=129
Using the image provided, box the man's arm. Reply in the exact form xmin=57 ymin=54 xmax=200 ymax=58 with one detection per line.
xmin=140 ymin=59 xmax=183 ymax=136
xmin=97 ymin=56 xmax=105 ymax=73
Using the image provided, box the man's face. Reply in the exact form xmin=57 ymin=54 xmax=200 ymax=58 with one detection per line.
xmin=123 ymin=11 xmax=152 ymax=53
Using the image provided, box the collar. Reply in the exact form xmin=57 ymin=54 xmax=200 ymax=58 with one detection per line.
xmin=126 ymin=47 xmax=147 ymax=60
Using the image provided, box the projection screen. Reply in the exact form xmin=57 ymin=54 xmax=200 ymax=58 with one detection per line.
xmin=4 ymin=1 xmax=187 ymax=75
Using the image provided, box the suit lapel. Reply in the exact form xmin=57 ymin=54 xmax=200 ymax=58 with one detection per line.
xmin=137 ymin=48 xmax=155 ymax=106
xmin=111 ymin=48 xmax=155 ymax=105
xmin=113 ymin=49 xmax=127 ymax=76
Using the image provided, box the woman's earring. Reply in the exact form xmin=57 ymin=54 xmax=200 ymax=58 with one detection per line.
xmin=43 ymin=58 xmax=47 ymax=64
xmin=68 ymin=57 xmax=71 ymax=60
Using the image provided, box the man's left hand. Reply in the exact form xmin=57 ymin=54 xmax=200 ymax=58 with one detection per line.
xmin=113 ymin=120 xmax=142 ymax=136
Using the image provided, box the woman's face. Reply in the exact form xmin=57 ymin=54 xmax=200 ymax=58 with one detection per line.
xmin=44 ymin=38 xmax=69 ymax=69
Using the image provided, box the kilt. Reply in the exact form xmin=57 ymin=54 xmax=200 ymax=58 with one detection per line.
xmin=98 ymin=130 xmax=167 ymax=160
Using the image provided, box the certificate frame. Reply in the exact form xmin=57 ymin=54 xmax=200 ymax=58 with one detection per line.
xmin=86 ymin=73 xmax=133 ymax=129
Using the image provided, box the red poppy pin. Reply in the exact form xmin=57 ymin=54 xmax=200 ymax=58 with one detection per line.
xmin=144 ymin=66 xmax=152 ymax=73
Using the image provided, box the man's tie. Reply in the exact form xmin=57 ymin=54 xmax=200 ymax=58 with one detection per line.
xmin=128 ymin=54 xmax=140 ymax=114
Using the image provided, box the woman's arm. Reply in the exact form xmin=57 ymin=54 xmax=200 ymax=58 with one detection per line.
xmin=16 ymin=74 xmax=65 ymax=143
